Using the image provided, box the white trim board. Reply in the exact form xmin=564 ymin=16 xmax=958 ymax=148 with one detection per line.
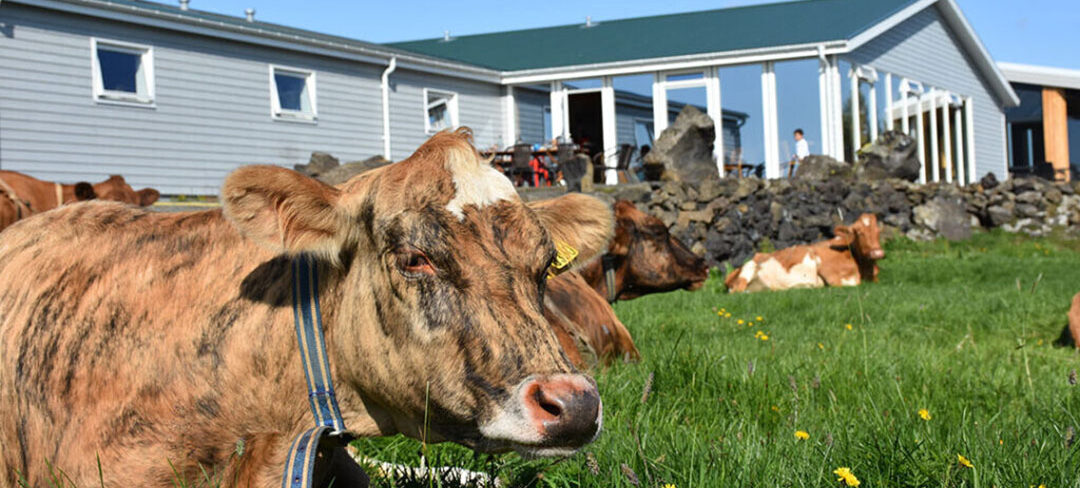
xmin=998 ymin=62 xmax=1080 ymax=92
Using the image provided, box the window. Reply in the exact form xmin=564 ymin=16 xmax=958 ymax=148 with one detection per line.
xmin=270 ymin=65 xmax=317 ymax=121
xmin=424 ymin=89 xmax=458 ymax=133
xmin=91 ymin=38 xmax=154 ymax=106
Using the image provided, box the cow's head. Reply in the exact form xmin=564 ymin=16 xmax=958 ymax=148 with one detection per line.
xmin=222 ymin=129 xmax=613 ymax=457
xmin=88 ymin=175 xmax=160 ymax=206
xmin=832 ymin=213 xmax=885 ymax=261
xmin=605 ymin=200 xmax=709 ymax=299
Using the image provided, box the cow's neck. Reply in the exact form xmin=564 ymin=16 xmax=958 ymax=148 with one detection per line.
xmin=581 ymin=257 xmax=627 ymax=302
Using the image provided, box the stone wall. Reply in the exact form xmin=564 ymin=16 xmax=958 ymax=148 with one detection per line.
xmin=523 ymin=177 xmax=1080 ymax=268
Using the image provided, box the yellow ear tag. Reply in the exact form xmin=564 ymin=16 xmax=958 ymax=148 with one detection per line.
xmin=547 ymin=240 xmax=579 ymax=279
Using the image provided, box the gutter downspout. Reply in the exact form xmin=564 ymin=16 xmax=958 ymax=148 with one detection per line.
xmin=381 ymin=56 xmax=397 ymax=160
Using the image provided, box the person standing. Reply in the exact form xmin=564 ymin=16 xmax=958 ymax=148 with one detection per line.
xmin=790 ymin=128 xmax=810 ymax=177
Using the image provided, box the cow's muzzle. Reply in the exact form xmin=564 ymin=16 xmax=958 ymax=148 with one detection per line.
xmin=478 ymin=374 xmax=602 ymax=457
xmin=870 ymin=249 xmax=885 ymax=260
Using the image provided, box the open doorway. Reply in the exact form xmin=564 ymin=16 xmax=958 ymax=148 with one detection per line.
xmin=568 ymin=91 xmax=604 ymax=160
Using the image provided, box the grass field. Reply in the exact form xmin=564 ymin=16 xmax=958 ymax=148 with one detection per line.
xmin=355 ymin=230 xmax=1080 ymax=487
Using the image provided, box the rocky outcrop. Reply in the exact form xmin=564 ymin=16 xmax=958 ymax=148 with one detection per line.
xmin=642 ymin=106 xmax=718 ymax=183
xmin=857 ymin=130 xmax=920 ymax=181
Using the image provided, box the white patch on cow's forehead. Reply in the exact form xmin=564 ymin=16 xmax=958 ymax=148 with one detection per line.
xmin=861 ymin=216 xmax=871 ymax=226
xmin=444 ymin=150 xmax=518 ymax=219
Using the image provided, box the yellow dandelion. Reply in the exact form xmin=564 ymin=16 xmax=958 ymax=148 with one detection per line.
xmin=756 ymin=316 xmax=763 ymax=321
xmin=833 ymin=467 xmax=860 ymax=487
xmin=663 ymin=484 xmax=676 ymax=488
xmin=957 ymin=454 xmax=973 ymax=469
xmin=755 ymin=330 xmax=764 ymax=338
xmin=737 ymin=319 xmax=745 ymax=325
xmin=845 ymin=323 xmax=853 ymax=330
xmin=725 ymin=312 xmax=732 ymax=318
xmin=817 ymin=342 xmax=824 ymax=350
xmin=794 ymin=430 xmax=810 ymax=440
xmin=771 ymin=405 xmax=780 ymax=412
xmin=918 ymin=408 xmax=931 ymax=421
xmin=760 ymin=334 xmax=769 ymax=341
xmin=999 ymin=439 xmax=1004 ymax=445
xmin=717 ymin=310 xmax=724 ymax=317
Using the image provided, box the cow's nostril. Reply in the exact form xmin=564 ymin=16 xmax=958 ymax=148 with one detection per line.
xmin=534 ymin=387 xmax=564 ymax=418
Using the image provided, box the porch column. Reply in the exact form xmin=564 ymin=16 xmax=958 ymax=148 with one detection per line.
xmin=818 ymin=53 xmax=833 ymax=159
xmin=706 ymin=66 xmax=724 ymax=177
xmin=850 ymin=67 xmax=861 ymax=158
xmin=954 ymin=102 xmax=966 ymax=184
xmin=964 ymin=97 xmax=976 ymax=180
xmin=867 ymin=72 xmax=878 ymax=142
xmin=829 ymin=56 xmax=844 ymax=159
xmin=928 ymin=91 xmax=939 ymax=182
xmin=601 ymin=76 xmax=618 ymax=185
xmin=941 ymin=94 xmax=953 ymax=183
xmin=502 ymin=85 xmax=517 ymax=147
xmin=884 ymin=72 xmax=894 ymax=131
xmin=761 ymin=61 xmax=780 ymax=178
xmin=549 ymin=81 xmax=565 ymax=143
xmin=915 ymin=93 xmax=926 ymax=184
xmin=900 ymin=80 xmax=910 ymax=135
xmin=652 ymin=72 xmax=668 ymax=136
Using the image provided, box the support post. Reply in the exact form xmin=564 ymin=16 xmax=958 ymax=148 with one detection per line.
xmin=502 ymin=85 xmax=516 ymax=147
xmin=900 ymin=80 xmax=910 ymax=136
xmin=652 ymin=72 xmax=668 ymax=136
xmin=954 ymin=101 xmax=966 ymax=184
xmin=884 ymin=72 xmax=894 ymax=132
xmin=850 ymin=67 xmax=861 ymax=159
xmin=601 ymin=76 xmax=618 ymax=185
xmin=941 ymin=94 xmax=953 ymax=183
xmin=761 ymin=61 xmax=780 ymax=178
xmin=830 ymin=56 xmax=844 ymax=160
xmin=928 ymin=91 xmax=939 ymax=182
xmin=549 ymin=81 xmax=565 ymax=143
xmin=706 ymin=66 xmax=724 ymax=177
xmin=867 ymin=74 xmax=878 ymax=142
xmin=818 ymin=52 xmax=833 ymax=159
xmin=964 ymin=97 xmax=976 ymax=180
xmin=915 ymin=92 xmax=926 ymax=184
xmin=1043 ymin=87 xmax=1072 ymax=181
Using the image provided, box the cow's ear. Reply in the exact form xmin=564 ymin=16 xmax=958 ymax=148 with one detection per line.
xmin=830 ymin=225 xmax=854 ymax=250
xmin=222 ymin=165 xmax=345 ymax=261
xmin=137 ymin=188 xmax=160 ymax=206
xmin=74 ymin=182 xmax=96 ymax=201
xmin=528 ymin=193 xmax=614 ymax=267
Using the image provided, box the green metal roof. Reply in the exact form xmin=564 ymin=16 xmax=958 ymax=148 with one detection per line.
xmin=388 ymin=0 xmax=920 ymax=71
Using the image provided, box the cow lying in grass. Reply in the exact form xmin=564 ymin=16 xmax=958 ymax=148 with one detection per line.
xmin=578 ymin=200 xmax=710 ymax=302
xmin=725 ymin=213 xmax=885 ymax=293
xmin=0 ymin=129 xmax=612 ymax=488
xmin=545 ymin=271 xmax=640 ymax=368
xmin=0 ymin=170 xmax=160 ymax=231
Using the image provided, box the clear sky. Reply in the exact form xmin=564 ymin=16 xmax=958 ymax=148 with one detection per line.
xmin=153 ymin=0 xmax=1080 ymax=162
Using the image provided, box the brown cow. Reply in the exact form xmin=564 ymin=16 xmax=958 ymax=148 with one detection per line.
xmin=725 ymin=213 xmax=885 ymax=293
xmin=545 ymin=272 xmax=641 ymax=368
xmin=1066 ymin=292 xmax=1080 ymax=349
xmin=0 ymin=170 xmax=160 ymax=231
xmin=0 ymin=129 xmax=612 ymax=488
xmin=579 ymin=200 xmax=709 ymax=302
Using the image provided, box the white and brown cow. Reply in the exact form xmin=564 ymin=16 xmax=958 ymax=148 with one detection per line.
xmin=0 ymin=129 xmax=613 ymax=488
xmin=725 ymin=213 xmax=885 ymax=293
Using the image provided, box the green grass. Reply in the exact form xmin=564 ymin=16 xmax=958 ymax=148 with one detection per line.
xmin=355 ymin=230 xmax=1080 ymax=487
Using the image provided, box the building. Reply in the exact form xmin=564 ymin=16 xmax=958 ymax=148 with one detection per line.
xmin=0 ymin=0 xmax=1018 ymax=195
xmin=999 ymin=63 xmax=1080 ymax=181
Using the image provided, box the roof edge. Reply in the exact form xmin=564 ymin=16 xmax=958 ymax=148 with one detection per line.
xmin=998 ymin=62 xmax=1080 ymax=91
xmin=933 ymin=0 xmax=1020 ymax=107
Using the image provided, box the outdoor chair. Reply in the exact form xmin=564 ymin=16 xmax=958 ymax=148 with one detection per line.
xmin=506 ymin=143 xmax=534 ymax=186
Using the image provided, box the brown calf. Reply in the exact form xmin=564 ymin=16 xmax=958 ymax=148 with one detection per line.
xmin=0 ymin=170 xmax=159 ymax=231
xmin=725 ymin=213 xmax=885 ymax=293
xmin=544 ymin=272 xmax=641 ymax=368
xmin=0 ymin=129 xmax=613 ymax=488
xmin=579 ymin=200 xmax=709 ymax=301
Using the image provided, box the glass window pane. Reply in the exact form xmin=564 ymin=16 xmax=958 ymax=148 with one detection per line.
xmin=275 ymin=73 xmax=308 ymax=112
xmin=428 ymin=102 xmax=448 ymax=130
xmin=98 ymin=48 xmax=140 ymax=93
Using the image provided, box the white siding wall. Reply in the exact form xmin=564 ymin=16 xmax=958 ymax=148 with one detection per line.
xmin=846 ymin=4 xmax=1008 ymax=179
xmin=0 ymin=4 xmax=504 ymax=195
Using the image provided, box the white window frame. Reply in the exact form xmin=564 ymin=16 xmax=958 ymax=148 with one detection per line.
xmin=269 ymin=64 xmax=318 ymax=123
xmin=423 ymin=88 xmax=459 ymax=134
xmin=90 ymin=38 xmax=155 ymax=108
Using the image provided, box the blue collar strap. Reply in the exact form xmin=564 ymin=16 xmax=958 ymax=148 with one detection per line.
xmin=282 ymin=255 xmax=349 ymax=488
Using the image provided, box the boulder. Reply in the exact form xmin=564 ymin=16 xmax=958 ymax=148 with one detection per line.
xmin=642 ymin=106 xmax=718 ymax=183
xmin=793 ymin=155 xmax=854 ymax=180
xmin=913 ymin=196 xmax=971 ymax=241
xmin=856 ymin=131 xmax=920 ymax=181
xmin=979 ymin=172 xmax=1000 ymax=190
xmin=295 ymin=151 xmax=340 ymax=177
xmin=316 ymin=155 xmax=392 ymax=186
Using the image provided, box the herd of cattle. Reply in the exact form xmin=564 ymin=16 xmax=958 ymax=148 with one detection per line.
xmin=0 ymin=127 xmax=1031 ymax=487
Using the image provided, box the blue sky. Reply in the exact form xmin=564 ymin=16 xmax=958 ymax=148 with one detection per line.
xmin=159 ymin=0 xmax=1079 ymax=162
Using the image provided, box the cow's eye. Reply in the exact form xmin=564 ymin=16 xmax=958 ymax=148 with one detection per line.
xmin=397 ymin=249 xmax=435 ymax=276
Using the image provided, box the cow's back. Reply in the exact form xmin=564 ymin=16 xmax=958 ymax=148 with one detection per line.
xmin=0 ymin=202 xmax=298 ymax=487
xmin=727 ymin=247 xmax=824 ymax=293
